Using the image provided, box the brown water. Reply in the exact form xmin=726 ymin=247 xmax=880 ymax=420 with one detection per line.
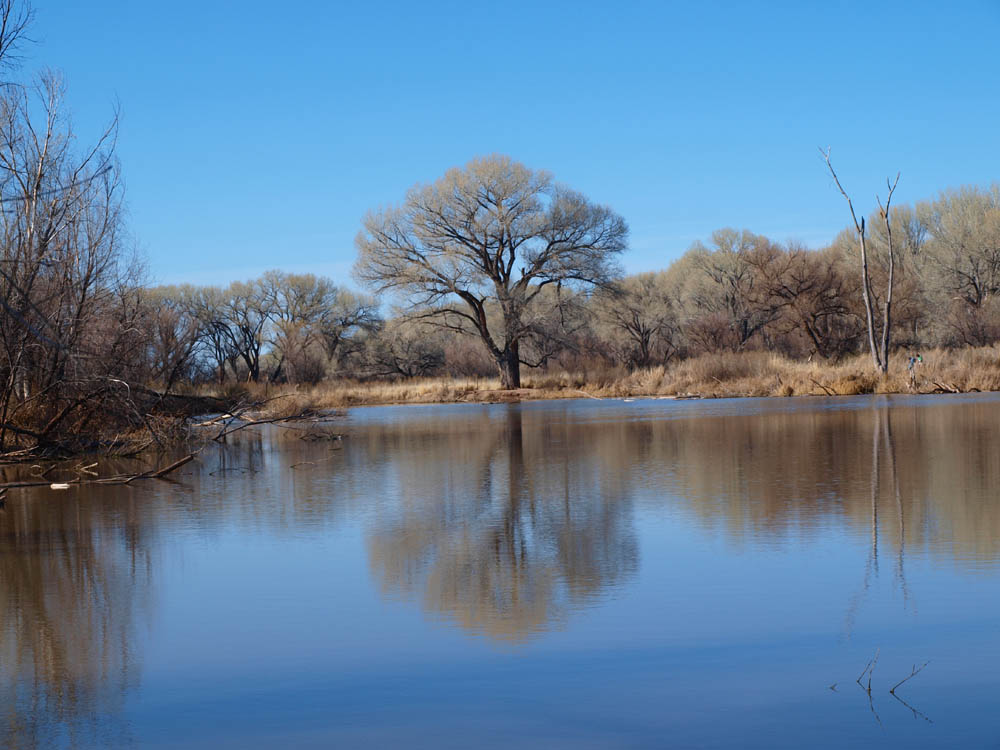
xmin=3 ymin=394 xmax=1000 ymax=748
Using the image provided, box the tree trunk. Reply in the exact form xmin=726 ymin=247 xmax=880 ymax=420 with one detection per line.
xmin=878 ymin=185 xmax=898 ymax=374
xmin=858 ymin=218 xmax=884 ymax=371
xmin=498 ymin=342 xmax=521 ymax=389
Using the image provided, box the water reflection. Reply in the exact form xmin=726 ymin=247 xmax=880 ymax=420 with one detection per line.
xmin=353 ymin=397 xmax=1000 ymax=640
xmin=0 ymin=428 xmax=349 ymax=749
xmin=2 ymin=396 xmax=1000 ymax=746
xmin=635 ymin=396 xmax=1000 ymax=562
xmin=0 ymin=488 xmax=150 ymax=749
xmin=365 ymin=409 xmax=639 ymax=640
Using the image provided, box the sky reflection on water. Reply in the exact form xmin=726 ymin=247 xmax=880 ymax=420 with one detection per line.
xmin=3 ymin=394 xmax=1000 ymax=748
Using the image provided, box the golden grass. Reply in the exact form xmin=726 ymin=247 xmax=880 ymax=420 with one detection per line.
xmin=229 ymin=346 xmax=1000 ymax=414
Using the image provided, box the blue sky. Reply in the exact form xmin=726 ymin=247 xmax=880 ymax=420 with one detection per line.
xmin=32 ymin=0 xmax=1000 ymax=287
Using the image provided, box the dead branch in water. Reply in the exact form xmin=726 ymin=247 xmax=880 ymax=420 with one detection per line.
xmin=857 ymin=648 xmax=880 ymax=692
xmin=208 ymin=403 xmax=341 ymax=442
xmin=0 ymin=453 xmax=195 ymax=489
xmin=889 ymin=661 xmax=930 ymax=695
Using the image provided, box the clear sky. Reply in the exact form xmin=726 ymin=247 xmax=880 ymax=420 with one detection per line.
xmin=31 ymin=0 xmax=1000 ymax=287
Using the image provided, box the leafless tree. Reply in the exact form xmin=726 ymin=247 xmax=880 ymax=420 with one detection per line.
xmin=364 ymin=318 xmax=444 ymax=378
xmin=595 ymin=272 xmax=679 ymax=368
xmin=0 ymin=0 xmax=31 ymax=76
xmin=355 ymin=155 xmax=628 ymax=388
xmin=264 ymin=270 xmax=379 ymax=381
xmin=746 ymin=244 xmax=861 ymax=359
xmin=140 ymin=285 xmax=203 ymax=389
xmin=823 ymin=149 xmax=899 ymax=372
xmin=0 ymin=71 xmax=141 ymax=453
xmin=217 ymin=279 xmax=273 ymax=382
xmin=682 ymin=229 xmax=785 ymax=351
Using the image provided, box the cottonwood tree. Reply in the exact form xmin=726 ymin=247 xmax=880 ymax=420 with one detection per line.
xmin=264 ymin=271 xmax=380 ymax=382
xmin=916 ymin=186 xmax=1000 ymax=345
xmin=595 ymin=272 xmax=679 ymax=368
xmin=140 ymin=285 xmax=202 ymax=389
xmin=746 ymin=244 xmax=861 ymax=359
xmin=363 ymin=318 xmax=445 ymax=378
xmin=355 ymin=155 xmax=628 ymax=388
xmin=823 ymin=150 xmax=899 ymax=373
xmin=670 ymin=230 xmax=783 ymax=353
xmin=187 ymin=285 xmax=237 ymax=383
xmin=218 ymin=279 xmax=273 ymax=382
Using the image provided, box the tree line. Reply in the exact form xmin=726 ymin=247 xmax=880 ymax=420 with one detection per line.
xmin=141 ymin=176 xmax=1000 ymax=388
xmin=2 ymin=0 xmax=1000 ymax=455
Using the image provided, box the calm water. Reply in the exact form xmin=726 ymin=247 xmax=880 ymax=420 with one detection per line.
xmin=3 ymin=394 xmax=1000 ymax=748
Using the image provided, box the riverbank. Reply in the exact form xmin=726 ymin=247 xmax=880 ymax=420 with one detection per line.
xmin=244 ymin=346 xmax=1000 ymax=415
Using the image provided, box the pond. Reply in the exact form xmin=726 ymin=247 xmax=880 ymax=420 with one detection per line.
xmin=3 ymin=394 xmax=1000 ymax=748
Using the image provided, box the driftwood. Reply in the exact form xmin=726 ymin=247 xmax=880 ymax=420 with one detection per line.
xmin=0 ymin=453 xmax=195 ymax=489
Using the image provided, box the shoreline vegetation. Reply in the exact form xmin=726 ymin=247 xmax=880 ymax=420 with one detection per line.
xmin=3 ymin=3 xmax=1000 ymax=460
xmin=247 ymin=347 xmax=1000 ymax=415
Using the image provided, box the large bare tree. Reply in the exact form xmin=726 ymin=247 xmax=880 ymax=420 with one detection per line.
xmin=354 ymin=155 xmax=628 ymax=388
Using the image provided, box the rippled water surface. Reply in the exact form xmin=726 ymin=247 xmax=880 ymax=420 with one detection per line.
xmin=3 ymin=394 xmax=1000 ymax=748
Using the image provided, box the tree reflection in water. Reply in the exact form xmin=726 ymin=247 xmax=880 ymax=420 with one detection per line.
xmin=362 ymin=397 xmax=1000 ymax=641
xmin=0 ymin=487 xmax=151 ymax=750
xmin=0 ymin=429 xmax=343 ymax=749
xmin=3 ymin=397 xmax=1000 ymax=743
xmin=366 ymin=407 xmax=639 ymax=640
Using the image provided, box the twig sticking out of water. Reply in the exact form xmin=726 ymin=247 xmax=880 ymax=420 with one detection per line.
xmin=857 ymin=648 xmax=880 ymax=692
xmin=889 ymin=661 xmax=930 ymax=695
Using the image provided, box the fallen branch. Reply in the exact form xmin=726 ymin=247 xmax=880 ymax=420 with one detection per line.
xmin=149 ymin=453 xmax=196 ymax=479
xmin=0 ymin=453 xmax=196 ymax=489
xmin=29 ymin=464 xmax=57 ymax=479
xmin=210 ymin=410 xmax=340 ymax=442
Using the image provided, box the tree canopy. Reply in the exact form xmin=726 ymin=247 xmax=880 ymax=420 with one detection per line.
xmin=354 ymin=154 xmax=628 ymax=388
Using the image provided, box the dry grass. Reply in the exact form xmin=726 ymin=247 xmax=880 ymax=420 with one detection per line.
xmin=222 ymin=346 xmax=1000 ymax=414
